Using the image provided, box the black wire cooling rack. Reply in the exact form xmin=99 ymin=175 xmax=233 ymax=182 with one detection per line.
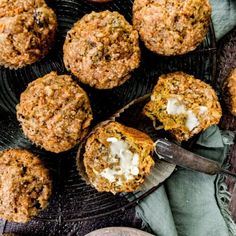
xmin=0 ymin=0 xmax=217 ymax=235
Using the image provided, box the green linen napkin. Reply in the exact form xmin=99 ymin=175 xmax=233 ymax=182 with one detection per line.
xmin=209 ymin=0 xmax=236 ymax=40
xmin=136 ymin=126 xmax=235 ymax=236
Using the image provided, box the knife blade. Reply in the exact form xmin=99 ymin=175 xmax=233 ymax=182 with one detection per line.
xmin=154 ymin=138 xmax=236 ymax=179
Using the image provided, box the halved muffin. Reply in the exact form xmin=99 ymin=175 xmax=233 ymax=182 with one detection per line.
xmin=82 ymin=121 xmax=154 ymax=194
xmin=144 ymin=72 xmax=222 ymax=141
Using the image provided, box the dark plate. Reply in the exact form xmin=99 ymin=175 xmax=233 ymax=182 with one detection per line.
xmin=0 ymin=0 xmax=216 ymax=235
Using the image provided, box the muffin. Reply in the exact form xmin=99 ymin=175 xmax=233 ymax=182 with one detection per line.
xmin=0 ymin=0 xmax=57 ymax=69
xmin=81 ymin=121 xmax=154 ymax=194
xmin=0 ymin=149 xmax=51 ymax=223
xmin=0 ymin=234 xmax=17 ymax=236
xmin=16 ymin=72 xmax=93 ymax=153
xmin=224 ymin=68 xmax=236 ymax=116
xmin=133 ymin=0 xmax=211 ymax=55
xmin=0 ymin=234 xmax=16 ymax=236
xmin=144 ymin=72 xmax=222 ymax=142
xmin=63 ymin=11 xmax=140 ymax=89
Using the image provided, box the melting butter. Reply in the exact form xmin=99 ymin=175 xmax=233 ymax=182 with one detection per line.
xmin=167 ymin=97 xmax=186 ymax=115
xmin=185 ymin=110 xmax=199 ymax=131
xmin=99 ymin=137 xmax=140 ymax=184
xmin=199 ymin=106 xmax=208 ymax=115
xmin=166 ymin=97 xmax=200 ymax=131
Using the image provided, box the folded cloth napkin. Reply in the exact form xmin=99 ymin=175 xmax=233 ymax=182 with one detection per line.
xmin=210 ymin=0 xmax=236 ymax=40
xmin=135 ymin=126 xmax=235 ymax=236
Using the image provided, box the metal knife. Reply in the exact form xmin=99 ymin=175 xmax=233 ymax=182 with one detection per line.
xmin=154 ymin=138 xmax=236 ymax=179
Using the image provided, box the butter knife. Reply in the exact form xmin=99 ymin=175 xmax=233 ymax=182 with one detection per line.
xmin=154 ymin=138 xmax=236 ymax=179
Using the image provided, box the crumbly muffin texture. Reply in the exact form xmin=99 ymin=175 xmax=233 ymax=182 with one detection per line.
xmin=133 ymin=0 xmax=211 ymax=55
xmin=16 ymin=72 xmax=93 ymax=153
xmin=144 ymin=72 xmax=222 ymax=141
xmin=224 ymin=68 xmax=236 ymax=116
xmin=83 ymin=121 xmax=154 ymax=194
xmin=0 ymin=0 xmax=57 ymax=69
xmin=63 ymin=10 xmax=140 ymax=89
xmin=0 ymin=149 xmax=51 ymax=223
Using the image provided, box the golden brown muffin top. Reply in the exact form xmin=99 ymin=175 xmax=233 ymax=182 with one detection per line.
xmin=0 ymin=149 xmax=51 ymax=223
xmin=0 ymin=0 xmax=46 ymax=17
xmin=225 ymin=68 xmax=236 ymax=116
xmin=133 ymin=0 xmax=211 ymax=55
xmin=16 ymin=72 xmax=93 ymax=153
xmin=63 ymin=10 xmax=140 ymax=89
xmin=0 ymin=0 xmax=57 ymax=68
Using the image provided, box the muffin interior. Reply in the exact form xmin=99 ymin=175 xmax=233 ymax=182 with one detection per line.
xmin=144 ymin=72 xmax=222 ymax=141
xmin=83 ymin=122 xmax=154 ymax=194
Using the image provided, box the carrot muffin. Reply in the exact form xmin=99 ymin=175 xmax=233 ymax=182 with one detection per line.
xmin=16 ymin=72 xmax=93 ymax=153
xmin=0 ymin=234 xmax=17 ymax=236
xmin=1 ymin=234 xmax=16 ymax=236
xmin=63 ymin=11 xmax=140 ymax=89
xmin=0 ymin=149 xmax=51 ymax=223
xmin=0 ymin=234 xmax=16 ymax=236
xmin=82 ymin=121 xmax=154 ymax=194
xmin=144 ymin=72 xmax=222 ymax=142
xmin=0 ymin=0 xmax=57 ymax=69
xmin=133 ymin=0 xmax=211 ymax=55
xmin=224 ymin=68 xmax=236 ymax=116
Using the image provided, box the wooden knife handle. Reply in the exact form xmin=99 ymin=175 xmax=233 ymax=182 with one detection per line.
xmin=154 ymin=138 xmax=221 ymax=175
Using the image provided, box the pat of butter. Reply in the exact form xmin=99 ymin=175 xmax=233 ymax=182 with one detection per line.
xmin=99 ymin=138 xmax=140 ymax=184
xmin=186 ymin=111 xmax=200 ymax=131
xmin=166 ymin=98 xmax=200 ymax=131
xmin=199 ymin=106 xmax=208 ymax=114
xmin=100 ymin=169 xmax=117 ymax=182
xmin=167 ymin=98 xmax=186 ymax=115
xmin=107 ymin=137 xmax=118 ymax=143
